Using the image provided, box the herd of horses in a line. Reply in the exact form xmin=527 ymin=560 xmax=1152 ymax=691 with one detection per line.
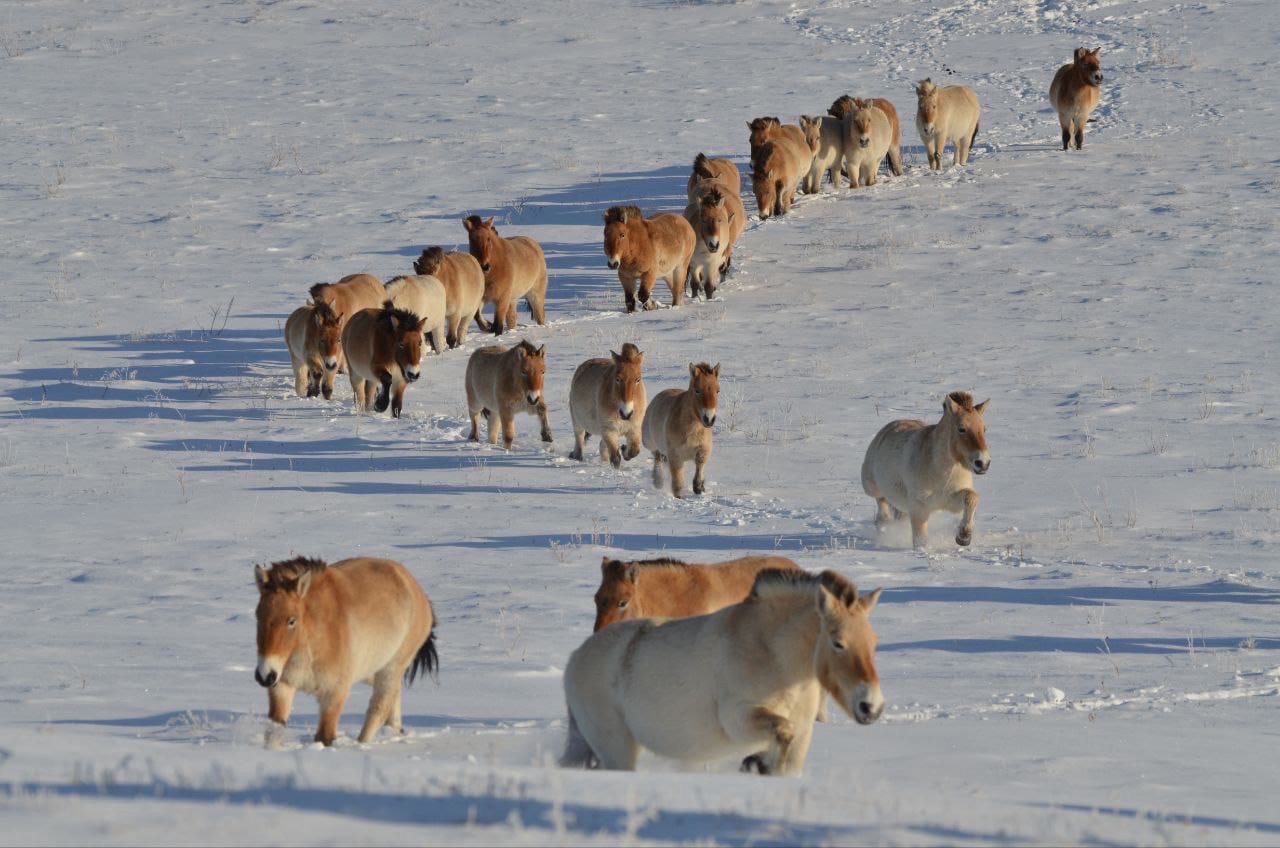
xmin=262 ymin=49 xmax=1106 ymax=773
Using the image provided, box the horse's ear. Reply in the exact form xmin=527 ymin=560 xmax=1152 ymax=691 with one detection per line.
xmin=537 ymin=344 xmax=546 ymax=356
xmin=295 ymin=570 xmax=313 ymax=598
xmin=622 ymin=563 xmax=639 ymax=584
xmin=1074 ymin=47 xmax=1088 ymax=61
xmin=711 ymin=363 xmax=721 ymax=377
xmin=943 ymin=394 xmax=957 ymax=415
xmin=417 ymin=315 xmax=429 ymax=332
xmin=974 ymin=398 xmax=990 ymax=415
xmin=483 ymin=216 xmax=495 ymax=228
xmin=601 ymin=556 xmax=614 ymax=577
xmin=610 ymin=350 xmax=620 ymax=363
xmin=859 ymin=587 xmax=883 ymax=614
xmin=463 ymin=216 xmax=474 ymax=231
xmin=1090 ymin=47 xmax=1101 ymax=57
xmin=388 ymin=312 xmax=399 ymax=332
xmin=815 ymin=583 xmax=839 ymax=620
xmin=688 ymin=362 xmax=697 ymax=377
xmin=254 ymin=565 xmax=269 ymax=591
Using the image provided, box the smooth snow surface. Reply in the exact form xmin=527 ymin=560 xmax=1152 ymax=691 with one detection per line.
xmin=2 ymin=0 xmax=1279 ymax=844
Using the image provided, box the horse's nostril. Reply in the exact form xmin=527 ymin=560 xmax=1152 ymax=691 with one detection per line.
xmin=859 ymin=701 xmax=873 ymax=715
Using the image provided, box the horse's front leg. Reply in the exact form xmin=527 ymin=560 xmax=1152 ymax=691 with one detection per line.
xmin=909 ymin=510 xmax=930 ymax=549
xmin=619 ymin=271 xmax=637 ymax=313
xmin=267 ymin=681 xmax=296 ymax=726
xmin=952 ymin=488 xmax=980 ymax=546
xmin=692 ymin=446 xmax=710 ymax=496
xmin=373 ymin=370 xmax=394 ymax=414
xmin=668 ymin=456 xmax=686 ymax=498
xmin=638 ymin=271 xmax=659 ymax=310
xmin=874 ymin=497 xmax=895 ymax=530
xmin=535 ymin=398 xmax=553 ymax=443
xmin=390 ymin=377 xmax=407 ymax=419
xmin=736 ymin=706 xmax=796 ymax=776
xmin=315 ymin=684 xmax=351 ymax=746
xmin=600 ymin=432 xmax=622 ymax=469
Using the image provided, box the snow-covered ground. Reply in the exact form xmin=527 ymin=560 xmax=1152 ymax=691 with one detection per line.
xmin=2 ymin=0 xmax=1279 ymax=844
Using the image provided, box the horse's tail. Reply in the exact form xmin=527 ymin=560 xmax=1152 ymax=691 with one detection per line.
xmin=559 ymin=706 xmax=596 ymax=768
xmin=970 ymin=120 xmax=980 ymax=148
xmin=405 ymin=624 xmax=438 ymax=685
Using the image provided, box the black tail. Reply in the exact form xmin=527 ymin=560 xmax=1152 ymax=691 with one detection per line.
xmin=405 ymin=625 xmax=438 ymax=685
xmin=971 ymin=121 xmax=979 ymax=148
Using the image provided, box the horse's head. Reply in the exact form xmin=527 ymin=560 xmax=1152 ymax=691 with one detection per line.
xmin=463 ymin=215 xmax=499 ymax=273
xmin=850 ymin=98 xmax=877 ymax=148
xmin=610 ymin=343 xmax=644 ymax=421
xmin=798 ymin=115 xmax=824 ymax=154
xmin=310 ymin=301 xmax=343 ymax=376
xmin=254 ymin=558 xmax=326 ymax=689
xmin=414 ymin=246 xmax=445 ymax=277
xmin=593 ymin=557 xmax=641 ymax=631
xmin=514 ymin=339 xmax=546 ymax=406
xmin=750 ymin=147 xmax=779 ymax=220
xmin=747 ymin=116 xmax=781 ymax=150
xmin=687 ymin=361 xmax=720 ymax=427
xmin=813 ymin=571 xmax=884 ymax=725
xmin=943 ymin=391 xmax=990 ymax=474
xmin=379 ymin=300 xmax=428 ymax=384
xmin=696 ymin=189 xmax=734 ymax=255
xmin=1074 ymin=46 xmax=1103 ymax=85
xmin=915 ymin=78 xmax=940 ymax=133
xmin=602 ymin=205 xmax=642 ymax=270
xmin=827 ymin=95 xmax=856 ymax=121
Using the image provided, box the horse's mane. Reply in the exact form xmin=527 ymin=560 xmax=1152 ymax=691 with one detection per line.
xmin=748 ymin=116 xmax=780 ymax=133
xmin=750 ymin=568 xmax=858 ymax=607
xmin=690 ymin=361 xmax=717 ymax=377
xmin=309 ymin=282 xmax=331 ymax=302
xmin=513 ymin=338 xmax=542 ymax=356
xmin=692 ymin=152 xmax=715 ymax=180
xmin=947 ymin=390 xmax=977 ymax=411
xmin=464 ymin=213 xmax=491 ymax=230
xmin=604 ymin=205 xmax=643 ymax=225
xmin=699 ymin=188 xmax=725 ymax=210
xmin=376 ymin=299 xmax=423 ymax=329
xmin=260 ymin=556 xmax=328 ymax=589
xmin=414 ymin=246 xmax=444 ymax=275
xmin=827 ymin=95 xmax=855 ymax=120
xmin=917 ymin=78 xmax=937 ymax=95
xmin=310 ymin=300 xmax=340 ymax=325
xmin=616 ymin=342 xmax=642 ymax=363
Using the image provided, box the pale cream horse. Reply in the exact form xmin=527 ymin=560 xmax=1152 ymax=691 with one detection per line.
xmin=843 ymin=98 xmax=895 ymax=187
xmin=861 ymin=391 xmax=991 ymax=548
xmin=561 ymin=568 xmax=884 ymax=775
xmin=914 ymin=79 xmax=981 ymax=169
xmin=384 ymin=274 xmax=448 ymax=353
xmin=568 ymin=342 xmax=646 ymax=468
xmin=642 ymin=362 xmax=719 ymax=498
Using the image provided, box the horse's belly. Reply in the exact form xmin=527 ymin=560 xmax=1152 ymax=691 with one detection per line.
xmin=625 ymin=700 xmax=746 ymax=763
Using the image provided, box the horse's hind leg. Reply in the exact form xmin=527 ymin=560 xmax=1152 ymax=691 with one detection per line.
xmin=1074 ymin=124 xmax=1085 ymax=150
xmin=429 ymin=326 xmax=446 ymax=355
xmin=889 ymin=146 xmax=903 ymax=176
xmin=1061 ymin=123 xmax=1071 ymax=151
xmin=358 ymin=672 xmax=402 ymax=743
xmin=525 ymin=287 xmax=547 ymax=326
xmin=570 ymin=427 xmax=587 ymax=461
xmin=315 ymin=684 xmax=351 ymax=746
xmin=572 ymin=707 xmax=638 ymax=771
xmin=650 ymin=450 xmax=664 ymax=490
xmin=909 ymin=511 xmax=930 ymax=550
xmin=874 ymin=497 xmax=895 ymax=530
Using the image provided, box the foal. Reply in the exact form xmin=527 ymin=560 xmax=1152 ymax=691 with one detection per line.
xmin=464 ymin=339 xmax=553 ymax=449
xmin=569 ymin=343 xmax=646 ymax=468
xmin=641 ymin=362 xmax=719 ymax=498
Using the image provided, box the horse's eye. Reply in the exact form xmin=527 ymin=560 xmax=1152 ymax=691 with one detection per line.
xmin=832 ymin=638 xmax=845 ymax=651
xmin=634 ymin=378 xmax=640 ymax=384
xmin=957 ymin=426 xmax=967 ymax=435
xmin=287 ymin=616 xmax=297 ymax=628
xmin=618 ymin=600 xmax=628 ymax=609
xmin=694 ymin=389 xmax=702 ymax=396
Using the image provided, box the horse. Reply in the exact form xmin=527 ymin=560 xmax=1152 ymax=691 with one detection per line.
xmin=568 ymin=343 xmax=646 ymax=468
xmin=641 ymin=362 xmax=719 ymax=498
xmin=254 ymin=555 xmax=437 ymax=746
xmin=341 ymin=303 xmax=428 ymax=418
xmin=465 ymin=339 xmax=552 ymax=449
xmin=914 ymin=79 xmax=981 ymax=169
xmin=561 ymin=568 xmax=884 ymax=774
xmin=686 ymin=153 xmax=741 ymax=201
xmin=860 ymin=391 xmax=991 ymax=548
xmin=746 ymin=116 xmax=808 ymax=165
xmin=592 ymin=554 xmax=802 ymax=632
xmin=799 ymin=114 xmax=844 ymax=190
xmin=1050 ymin=48 xmax=1103 ymax=150
xmin=384 ymin=274 xmax=447 ymax=354
xmin=602 ymin=205 xmax=696 ymax=312
xmin=284 ymin=301 xmax=343 ymax=399
xmin=843 ymin=98 xmax=896 ymax=187
xmin=828 ymin=95 xmax=903 ymax=177
xmin=413 ymin=246 xmax=487 ymax=346
xmin=683 ymin=187 xmax=745 ymax=299
xmin=751 ymin=137 xmax=811 ymax=219
xmin=308 ymin=273 xmax=387 ymax=369
xmin=463 ymin=215 xmax=549 ymax=336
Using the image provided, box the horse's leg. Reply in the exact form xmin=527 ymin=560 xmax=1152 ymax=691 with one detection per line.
xmin=500 ymin=409 xmax=516 ymax=450
xmin=638 ymin=271 xmax=659 ymax=311
xmin=570 ymin=426 xmax=586 ymax=461
xmin=731 ymin=706 xmax=794 ymax=776
xmin=909 ymin=511 xmax=930 ymax=549
xmin=577 ymin=710 xmax=638 ymax=771
xmin=668 ymin=455 xmax=686 ymax=499
xmin=620 ymin=272 xmax=637 ymax=313
xmin=536 ymin=398 xmax=553 ymax=443
xmin=875 ymin=497 xmax=895 ymax=529
xmin=669 ymin=263 xmax=687 ymax=307
xmin=601 ymin=432 xmax=622 ymax=469
xmin=692 ymin=446 xmax=710 ymax=496
xmin=373 ymin=370 xmax=393 ymax=414
xmin=623 ymin=428 xmax=641 ymax=461
xmin=1061 ymin=121 xmax=1071 ymax=152
xmin=491 ymin=297 xmax=512 ymax=336
xmin=358 ymin=672 xmax=401 ymax=743
xmin=651 ymin=450 xmax=664 ymax=490
xmin=315 ymin=684 xmax=351 ymax=746
xmin=293 ymin=359 xmax=308 ymax=397
xmin=473 ymin=308 xmax=492 ymax=333
xmin=487 ymin=408 xmax=500 ymax=445
xmin=526 ymin=285 xmax=547 ymax=326
xmin=429 ymin=325 xmax=446 ymax=355
xmin=267 ymin=681 xmax=296 ymax=725
xmin=889 ymin=145 xmax=903 ymax=176
xmin=952 ymin=488 xmax=980 ymax=546
xmin=864 ymin=161 xmax=877 ymax=186
xmin=349 ymin=373 xmax=364 ymax=411
xmin=390 ymin=377 xmax=407 ymax=419
xmin=775 ymin=715 xmax=813 ymax=776
xmin=506 ymin=302 xmax=519 ymax=331
xmin=1074 ymin=123 xmax=1085 ymax=150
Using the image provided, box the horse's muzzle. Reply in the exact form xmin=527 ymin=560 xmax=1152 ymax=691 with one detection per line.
xmin=860 ymin=138 xmax=870 ymax=148
xmin=854 ymin=700 xmax=883 ymax=725
xmin=1092 ymin=73 xmax=1104 ymax=84
xmin=404 ymin=368 xmax=420 ymax=383
xmin=705 ymin=239 xmax=720 ymax=252
xmin=701 ymin=412 xmax=716 ymax=427
xmin=255 ymin=669 xmax=278 ymax=688
xmin=618 ymin=405 xmax=633 ymax=421
xmin=324 ymin=358 xmax=338 ymax=371
xmin=973 ymin=457 xmax=990 ymax=474
xmin=607 ymin=259 xmax=620 ymax=270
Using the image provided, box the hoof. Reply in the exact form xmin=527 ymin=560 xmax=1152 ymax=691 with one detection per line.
xmin=956 ymin=529 xmax=973 ymax=546
xmin=740 ymin=755 xmax=768 ymax=775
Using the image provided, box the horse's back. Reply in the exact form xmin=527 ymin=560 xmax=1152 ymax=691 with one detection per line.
xmin=386 ymin=275 xmax=445 ymax=325
xmin=569 ymin=357 xmax=611 ymax=417
xmin=944 ymin=85 xmax=980 ymax=132
xmin=340 ymin=307 xmax=381 ymax=374
xmin=465 ymin=344 xmax=508 ymax=401
xmin=507 ymin=235 xmax=546 ymax=268
xmin=326 ymin=557 xmax=432 ymax=654
xmin=862 ymin=418 xmax=928 ymax=493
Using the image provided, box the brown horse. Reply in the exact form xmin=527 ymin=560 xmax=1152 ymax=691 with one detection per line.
xmin=341 ymin=303 xmax=428 ymax=418
xmin=602 ymin=205 xmax=696 ymax=312
xmin=463 ymin=215 xmax=549 ymax=336
xmin=686 ymin=153 xmax=741 ymax=201
xmin=592 ymin=555 xmax=802 ymax=631
xmin=751 ymin=138 xmax=810 ymax=219
xmin=1050 ymin=48 xmax=1104 ymax=150
xmin=642 ymin=362 xmax=720 ymax=498
xmin=465 ymin=339 xmax=553 ymax=448
xmin=683 ymin=187 xmax=745 ymax=299
xmin=828 ymin=95 xmax=904 ymax=177
xmin=413 ymin=246 xmax=487 ymax=346
xmin=284 ymin=301 xmax=343 ymax=399
xmin=309 ymin=274 xmax=386 ymax=337
xmin=254 ymin=556 xmax=436 ymax=746
xmin=861 ymin=391 xmax=991 ymax=548
xmin=569 ymin=343 xmax=646 ymax=468
xmin=747 ymin=117 xmax=808 ymax=164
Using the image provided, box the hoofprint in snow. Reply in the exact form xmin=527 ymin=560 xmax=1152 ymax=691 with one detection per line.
xmin=2 ymin=0 xmax=1279 ymax=845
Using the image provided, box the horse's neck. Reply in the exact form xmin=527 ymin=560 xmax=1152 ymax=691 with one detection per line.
xmin=489 ymin=238 xmax=512 ymax=275
xmin=753 ymin=595 xmax=820 ymax=679
xmin=655 ymin=567 xmax=706 ymax=613
xmin=626 ymin=221 xmax=653 ymax=258
xmin=301 ymin=575 xmax=340 ymax=668
xmin=923 ymin=421 xmax=956 ymax=472
xmin=674 ymin=388 xmax=700 ymax=424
